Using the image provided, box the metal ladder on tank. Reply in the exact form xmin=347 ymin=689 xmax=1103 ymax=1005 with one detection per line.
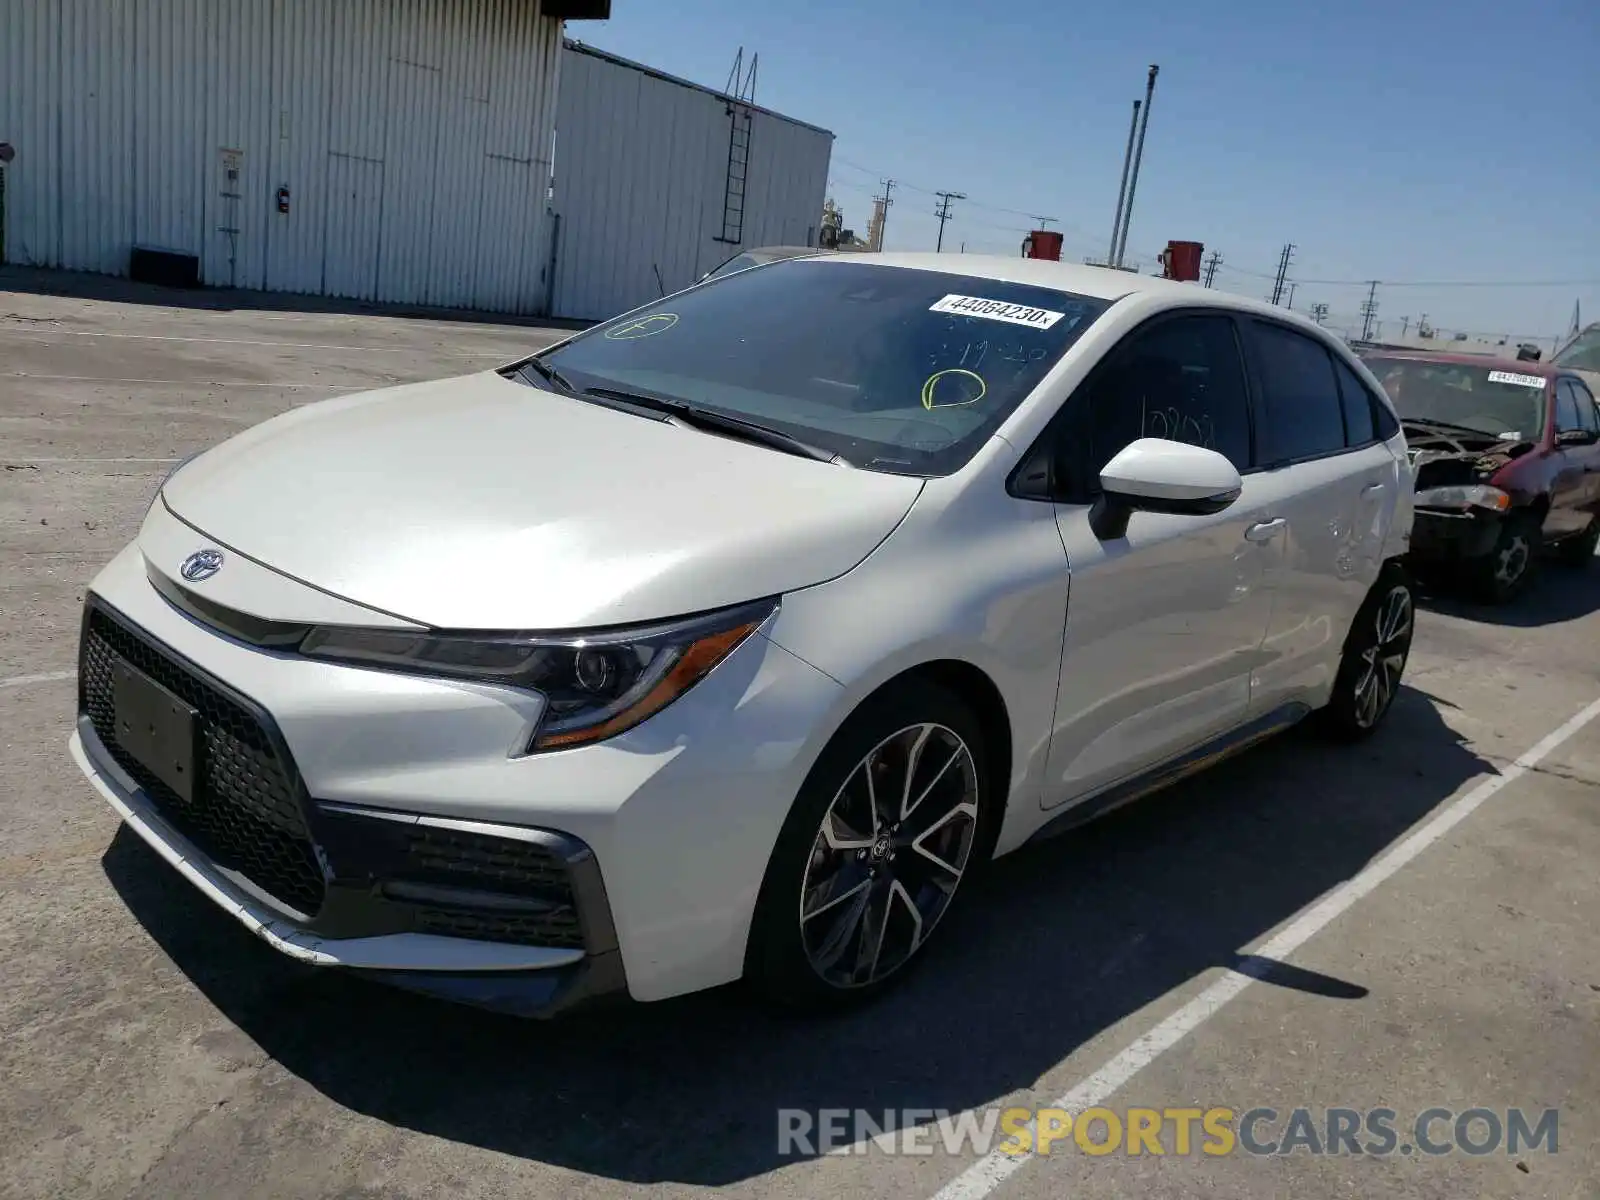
xmin=717 ymin=48 xmax=759 ymax=246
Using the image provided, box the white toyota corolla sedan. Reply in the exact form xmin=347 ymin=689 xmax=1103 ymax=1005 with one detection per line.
xmin=69 ymin=254 xmax=1415 ymax=1016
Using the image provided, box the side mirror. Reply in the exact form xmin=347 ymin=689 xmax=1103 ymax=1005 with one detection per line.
xmin=1556 ymin=428 xmax=1597 ymax=446
xmin=1090 ymin=438 xmax=1243 ymax=540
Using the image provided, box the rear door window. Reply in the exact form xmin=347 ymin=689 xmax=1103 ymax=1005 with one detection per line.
xmin=1249 ymin=321 xmax=1349 ymax=464
xmin=1331 ymin=355 xmax=1377 ymax=447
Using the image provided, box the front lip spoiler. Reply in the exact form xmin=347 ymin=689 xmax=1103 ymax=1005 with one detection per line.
xmin=71 ymin=717 xmax=629 ymax=1016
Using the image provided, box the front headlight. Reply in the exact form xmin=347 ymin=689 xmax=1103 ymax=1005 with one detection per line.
xmin=1413 ymin=484 xmax=1510 ymax=512
xmin=298 ymin=597 xmax=778 ymax=752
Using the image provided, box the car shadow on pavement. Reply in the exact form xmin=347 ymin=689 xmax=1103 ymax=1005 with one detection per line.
xmin=102 ymin=684 xmax=1492 ymax=1186
xmin=1417 ymin=562 xmax=1600 ymax=628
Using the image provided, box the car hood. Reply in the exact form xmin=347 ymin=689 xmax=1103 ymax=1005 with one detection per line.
xmin=1402 ymin=418 xmax=1536 ymax=490
xmin=160 ymin=371 xmax=923 ymax=629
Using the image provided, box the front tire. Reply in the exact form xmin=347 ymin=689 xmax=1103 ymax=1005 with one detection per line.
xmin=745 ymin=679 xmax=994 ymax=1011
xmin=1472 ymin=512 xmax=1540 ymax=602
xmin=1317 ymin=563 xmax=1415 ymax=742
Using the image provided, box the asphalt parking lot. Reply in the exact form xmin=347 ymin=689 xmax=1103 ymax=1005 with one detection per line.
xmin=2 ymin=269 xmax=1597 ymax=1200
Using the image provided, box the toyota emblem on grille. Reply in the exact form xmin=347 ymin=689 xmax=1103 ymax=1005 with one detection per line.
xmin=180 ymin=548 xmax=225 ymax=582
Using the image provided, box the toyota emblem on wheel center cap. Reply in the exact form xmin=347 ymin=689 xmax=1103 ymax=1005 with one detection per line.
xmin=180 ymin=548 xmax=225 ymax=582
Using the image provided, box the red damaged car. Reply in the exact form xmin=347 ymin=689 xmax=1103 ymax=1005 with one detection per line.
xmin=1361 ymin=350 xmax=1600 ymax=602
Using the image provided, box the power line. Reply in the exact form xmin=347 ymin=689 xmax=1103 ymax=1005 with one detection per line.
xmin=1215 ymin=260 xmax=1600 ymax=289
xmin=836 ymin=151 xmax=1600 ymax=287
xmin=934 ymin=191 xmax=966 ymax=253
xmin=830 ymin=153 xmax=1104 ymax=244
xmin=1202 ymin=251 xmax=1222 ymax=288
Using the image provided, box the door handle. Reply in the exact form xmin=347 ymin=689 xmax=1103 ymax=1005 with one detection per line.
xmin=1245 ymin=518 xmax=1287 ymax=543
xmin=1361 ymin=482 xmax=1386 ymax=497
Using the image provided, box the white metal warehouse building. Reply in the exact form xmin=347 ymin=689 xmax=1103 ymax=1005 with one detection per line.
xmin=0 ymin=0 xmax=832 ymax=319
xmin=548 ymin=42 xmax=833 ymax=322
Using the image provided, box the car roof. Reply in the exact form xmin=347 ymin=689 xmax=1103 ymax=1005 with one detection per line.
xmin=799 ymin=251 xmax=1332 ymax=327
xmin=1358 ymin=348 xmax=1561 ymax=379
xmin=745 ymin=245 xmax=827 ymax=260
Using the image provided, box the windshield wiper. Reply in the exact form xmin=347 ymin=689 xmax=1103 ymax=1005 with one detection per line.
xmin=516 ymin=357 xmax=579 ymax=394
xmin=580 ymin=386 xmax=846 ymax=465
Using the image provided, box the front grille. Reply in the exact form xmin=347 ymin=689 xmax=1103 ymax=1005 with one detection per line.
xmin=80 ymin=604 xmax=327 ymax=916
xmin=316 ymin=809 xmax=587 ymax=949
xmin=403 ymin=825 xmax=572 ymax=895
xmin=416 ymin=906 xmax=585 ymax=949
xmin=402 ymin=825 xmax=584 ymax=948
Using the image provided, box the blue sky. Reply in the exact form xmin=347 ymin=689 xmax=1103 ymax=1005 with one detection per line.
xmin=576 ymin=0 xmax=1598 ymax=347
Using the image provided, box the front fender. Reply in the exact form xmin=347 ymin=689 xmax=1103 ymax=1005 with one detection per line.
xmin=763 ymin=487 xmax=1071 ymax=855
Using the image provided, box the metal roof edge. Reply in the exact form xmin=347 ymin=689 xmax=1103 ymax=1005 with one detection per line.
xmin=561 ymin=39 xmax=836 ymax=139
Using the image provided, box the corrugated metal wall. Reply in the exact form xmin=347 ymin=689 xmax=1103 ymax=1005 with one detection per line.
xmin=550 ymin=43 xmax=833 ymax=323
xmin=0 ymin=0 xmax=562 ymax=313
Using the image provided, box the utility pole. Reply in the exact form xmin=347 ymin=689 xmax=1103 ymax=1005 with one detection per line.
xmin=872 ymin=178 xmax=896 ymax=251
xmin=1030 ymin=215 xmax=1056 ymax=230
xmin=1311 ymin=302 xmax=1329 ymax=325
xmin=1269 ymin=243 xmax=1294 ymax=306
xmin=1107 ymin=99 xmax=1141 ymax=266
xmin=1202 ymin=251 xmax=1222 ymax=287
xmin=1400 ymin=315 xmax=1411 ymax=338
xmin=934 ymin=190 xmax=965 ymax=252
xmin=1113 ymin=65 xmax=1160 ymax=269
xmin=1360 ymin=281 xmax=1380 ymax=341
xmin=1286 ymin=282 xmax=1297 ymax=309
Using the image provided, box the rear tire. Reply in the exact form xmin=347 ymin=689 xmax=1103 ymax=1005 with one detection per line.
xmin=1553 ymin=517 xmax=1599 ymax=568
xmin=745 ymin=679 xmax=996 ymax=1012
xmin=1471 ymin=512 xmax=1540 ymax=603
xmin=1316 ymin=562 xmax=1414 ymax=742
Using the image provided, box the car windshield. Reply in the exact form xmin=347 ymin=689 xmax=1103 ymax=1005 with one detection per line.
xmin=535 ymin=259 xmax=1111 ymax=475
xmin=1362 ymin=356 xmax=1547 ymax=441
xmin=1553 ymin=324 xmax=1600 ymax=373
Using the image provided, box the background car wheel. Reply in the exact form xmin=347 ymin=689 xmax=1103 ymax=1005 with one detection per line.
xmin=1317 ymin=562 xmax=1414 ymax=742
xmin=1472 ymin=513 xmax=1540 ymax=602
xmin=745 ymin=679 xmax=996 ymax=1011
xmin=1553 ymin=517 xmax=1600 ymax=568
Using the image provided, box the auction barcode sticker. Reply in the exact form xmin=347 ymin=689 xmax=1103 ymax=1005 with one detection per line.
xmin=930 ymin=294 xmax=1066 ymax=330
xmin=1487 ymin=370 xmax=1545 ymax=389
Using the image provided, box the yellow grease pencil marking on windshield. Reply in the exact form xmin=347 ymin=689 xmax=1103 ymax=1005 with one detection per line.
xmin=605 ymin=312 xmax=680 ymax=340
xmin=922 ymin=368 xmax=988 ymax=410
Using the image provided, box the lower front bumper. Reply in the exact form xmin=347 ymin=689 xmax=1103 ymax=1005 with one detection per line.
xmin=1407 ymin=508 xmax=1503 ymax=562
xmin=70 ymin=718 xmax=628 ymax=1017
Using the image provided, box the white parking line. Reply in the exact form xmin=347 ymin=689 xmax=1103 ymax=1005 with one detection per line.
xmin=929 ymin=693 xmax=1600 ymax=1200
xmin=0 ymin=327 xmax=491 ymax=356
xmin=4 ymin=372 xmax=354 ymax=389
xmin=0 ymin=671 xmax=76 ymax=691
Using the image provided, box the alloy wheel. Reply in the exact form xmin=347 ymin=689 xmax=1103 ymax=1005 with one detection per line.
xmin=798 ymin=723 xmax=979 ymax=989
xmin=1494 ymin=532 xmax=1531 ymax=588
xmin=1352 ymin=584 xmax=1412 ymax=729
